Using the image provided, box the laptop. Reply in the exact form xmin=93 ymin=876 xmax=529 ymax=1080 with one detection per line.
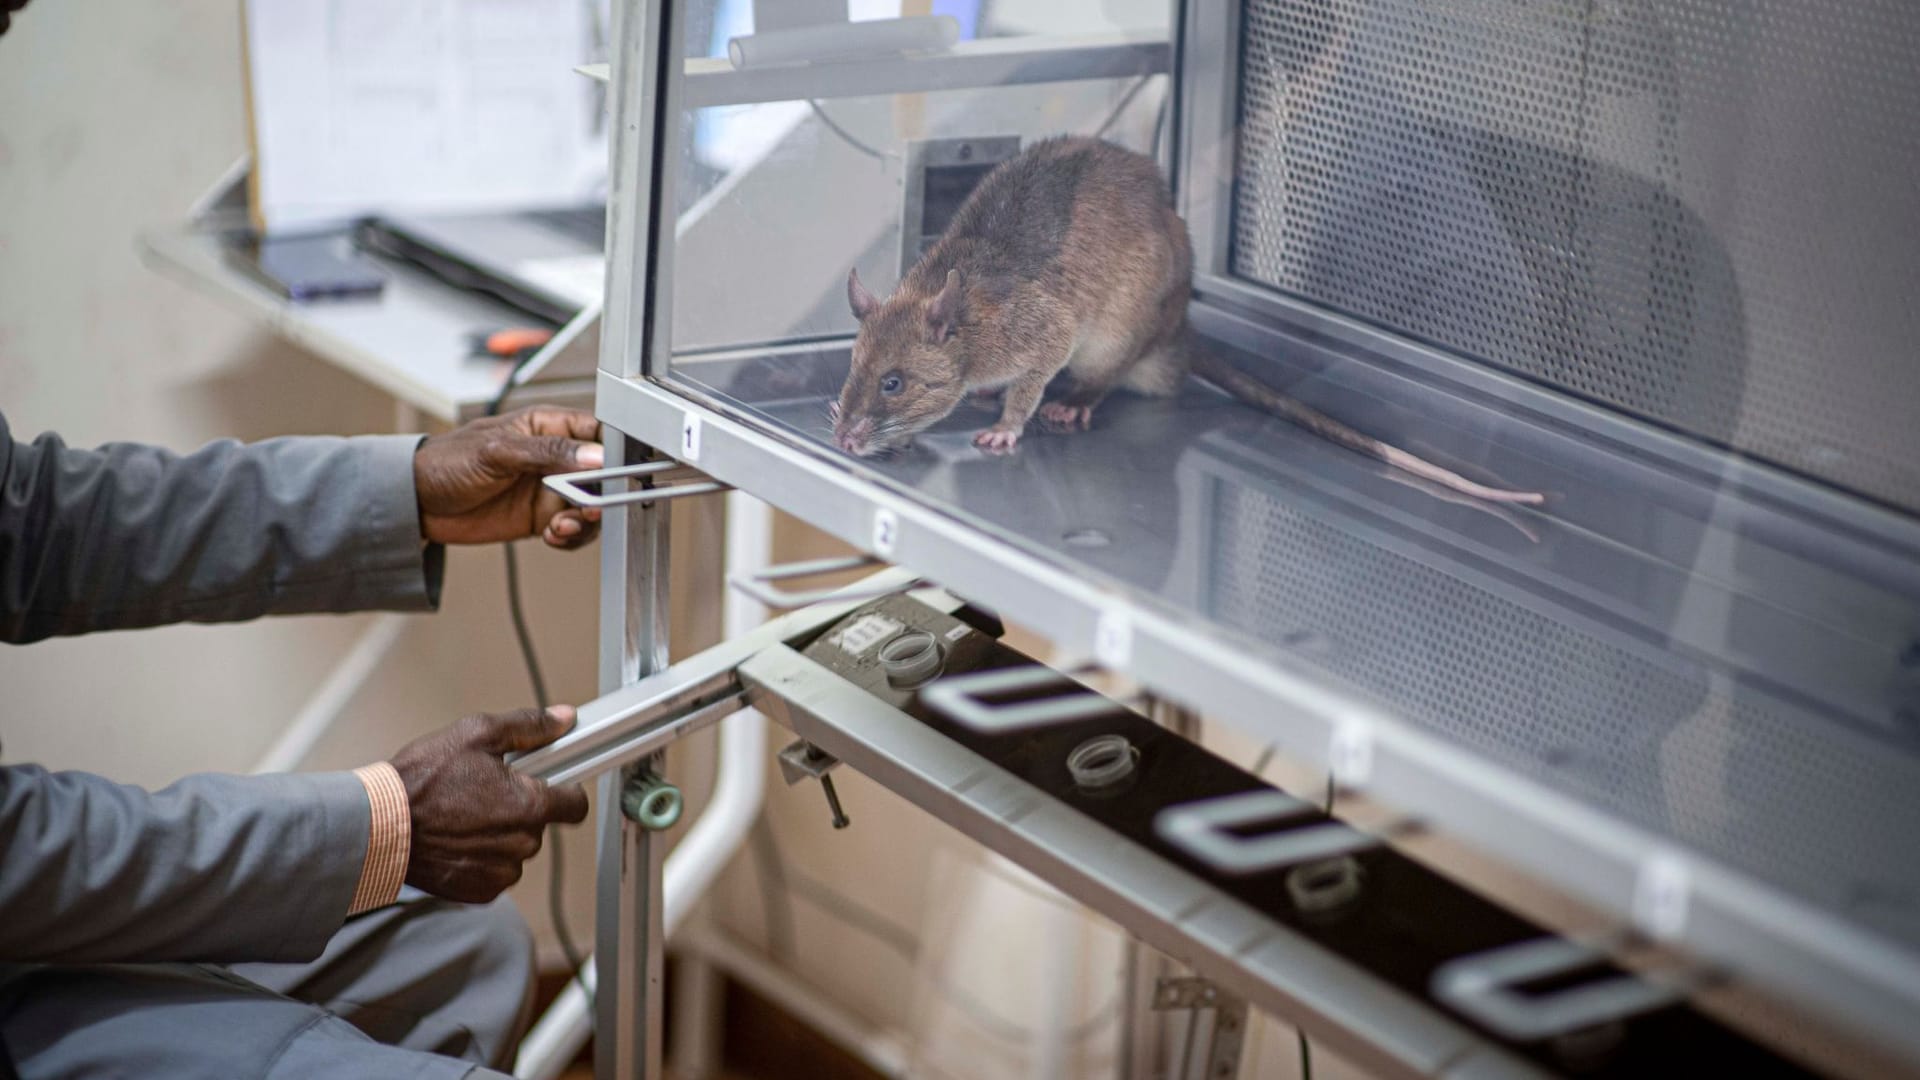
xmin=357 ymin=204 xmax=608 ymax=327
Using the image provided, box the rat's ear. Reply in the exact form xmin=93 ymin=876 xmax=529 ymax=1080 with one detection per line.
xmin=848 ymin=268 xmax=880 ymax=321
xmin=924 ymin=269 xmax=965 ymax=342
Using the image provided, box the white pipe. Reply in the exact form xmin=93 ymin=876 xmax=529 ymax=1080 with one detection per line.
xmin=1032 ymin=892 xmax=1079 ymax=1080
xmin=253 ymin=595 xmax=408 ymax=774
xmin=515 ymin=492 xmax=775 ymax=1079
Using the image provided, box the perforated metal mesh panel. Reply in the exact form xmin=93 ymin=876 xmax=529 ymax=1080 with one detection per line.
xmin=1230 ymin=0 xmax=1920 ymax=511
xmin=1207 ymin=484 xmax=1920 ymax=948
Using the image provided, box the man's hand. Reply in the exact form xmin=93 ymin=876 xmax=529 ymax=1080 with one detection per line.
xmin=414 ymin=405 xmax=605 ymax=549
xmin=389 ymin=706 xmax=591 ymax=904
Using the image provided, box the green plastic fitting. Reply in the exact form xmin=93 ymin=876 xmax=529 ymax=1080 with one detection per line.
xmin=621 ymin=769 xmax=683 ymax=831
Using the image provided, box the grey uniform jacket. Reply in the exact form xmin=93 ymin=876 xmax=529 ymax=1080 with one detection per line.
xmin=0 ymin=409 xmax=442 ymax=974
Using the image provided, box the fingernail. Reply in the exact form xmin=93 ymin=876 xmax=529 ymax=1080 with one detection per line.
xmin=554 ymin=517 xmax=580 ymax=536
xmin=577 ymin=443 xmax=605 ymax=468
xmin=546 ymin=705 xmax=577 ymax=727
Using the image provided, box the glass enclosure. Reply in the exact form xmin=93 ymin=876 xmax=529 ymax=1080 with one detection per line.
xmin=638 ymin=0 xmax=1920 ymax=1013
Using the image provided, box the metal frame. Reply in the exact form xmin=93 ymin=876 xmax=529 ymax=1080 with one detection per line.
xmin=736 ymin=640 xmax=1550 ymax=1079
xmin=583 ymin=0 xmax=1920 ymax=1073
xmin=592 ymin=0 xmax=672 ymax=1068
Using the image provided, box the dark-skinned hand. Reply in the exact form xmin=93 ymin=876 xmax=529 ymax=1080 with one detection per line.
xmin=389 ymin=706 xmax=591 ymax=904
xmin=414 ymin=405 xmax=605 ymax=549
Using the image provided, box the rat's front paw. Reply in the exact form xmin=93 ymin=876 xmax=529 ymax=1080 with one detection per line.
xmin=974 ymin=427 xmax=1022 ymax=454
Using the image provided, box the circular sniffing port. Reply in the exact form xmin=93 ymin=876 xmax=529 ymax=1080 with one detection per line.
xmin=1285 ymin=855 xmax=1363 ymax=916
xmin=1067 ymin=734 xmax=1139 ymax=790
xmin=879 ymin=630 xmax=944 ymax=688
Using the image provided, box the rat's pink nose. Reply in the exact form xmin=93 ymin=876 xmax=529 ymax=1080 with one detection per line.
xmin=834 ymin=417 xmax=872 ymax=454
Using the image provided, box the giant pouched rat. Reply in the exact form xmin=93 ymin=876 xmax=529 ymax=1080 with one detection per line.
xmin=830 ymin=136 xmax=1544 ymax=505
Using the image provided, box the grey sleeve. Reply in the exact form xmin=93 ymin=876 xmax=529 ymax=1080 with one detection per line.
xmin=0 ymin=410 xmax=443 ymax=643
xmin=0 ymin=764 xmax=369 ymax=964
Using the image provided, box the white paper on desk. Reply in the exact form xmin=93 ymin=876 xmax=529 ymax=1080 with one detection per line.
xmin=245 ymin=0 xmax=608 ymax=233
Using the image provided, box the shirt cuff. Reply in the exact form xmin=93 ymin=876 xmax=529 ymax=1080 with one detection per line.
xmin=348 ymin=762 xmax=411 ymax=915
xmin=346 ymin=434 xmax=445 ymax=613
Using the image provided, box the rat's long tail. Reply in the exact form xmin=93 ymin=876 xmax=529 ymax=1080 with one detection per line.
xmin=1189 ymin=350 xmax=1545 ymax=505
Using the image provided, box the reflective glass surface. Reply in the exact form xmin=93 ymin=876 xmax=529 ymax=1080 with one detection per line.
xmin=646 ymin=0 xmax=1920 ymax=978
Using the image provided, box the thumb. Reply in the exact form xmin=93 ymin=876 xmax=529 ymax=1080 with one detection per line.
xmin=472 ymin=706 xmax=577 ymax=755
xmin=487 ymin=434 xmax=604 ymax=476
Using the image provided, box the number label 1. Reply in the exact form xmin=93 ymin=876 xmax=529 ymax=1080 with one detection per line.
xmin=680 ymin=412 xmax=703 ymax=462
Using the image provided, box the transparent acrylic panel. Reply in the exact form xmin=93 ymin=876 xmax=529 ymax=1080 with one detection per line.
xmin=646 ymin=0 xmax=1920 ymax=1023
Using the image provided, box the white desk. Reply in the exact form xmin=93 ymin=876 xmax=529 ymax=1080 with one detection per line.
xmin=141 ymin=225 xmax=595 ymax=424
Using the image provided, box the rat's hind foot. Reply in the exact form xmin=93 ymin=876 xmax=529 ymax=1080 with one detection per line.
xmin=1038 ymin=402 xmax=1095 ymax=430
xmin=974 ymin=426 xmax=1022 ymax=454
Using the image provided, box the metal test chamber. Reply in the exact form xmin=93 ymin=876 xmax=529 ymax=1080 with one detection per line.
xmin=522 ymin=1 xmax=1920 ymax=1076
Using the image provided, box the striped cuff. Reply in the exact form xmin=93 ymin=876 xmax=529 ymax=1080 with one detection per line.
xmin=348 ymin=762 xmax=412 ymax=915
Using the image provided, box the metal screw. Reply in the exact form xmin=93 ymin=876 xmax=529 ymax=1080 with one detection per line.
xmin=819 ymin=774 xmax=851 ymax=829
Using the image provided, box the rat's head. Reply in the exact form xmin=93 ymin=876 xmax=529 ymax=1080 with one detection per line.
xmin=831 ymin=267 xmax=970 ymax=456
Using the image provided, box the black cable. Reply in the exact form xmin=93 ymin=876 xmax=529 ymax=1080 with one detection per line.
xmin=488 ymin=360 xmax=552 ymax=712
xmin=487 ymin=360 xmax=590 ymax=1001
xmin=808 ymin=100 xmax=888 ymax=161
xmin=501 ymin=545 xmax=551 ymax=708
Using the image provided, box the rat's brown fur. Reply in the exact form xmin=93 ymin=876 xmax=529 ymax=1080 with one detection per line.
xmin=832 ymin=136 xmax=1543 ymax=505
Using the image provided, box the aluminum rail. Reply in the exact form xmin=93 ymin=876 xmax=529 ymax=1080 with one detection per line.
xmin=509 ymin=568 xmax=924 ymax=786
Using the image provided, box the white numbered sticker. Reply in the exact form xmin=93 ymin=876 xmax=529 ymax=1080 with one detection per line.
xmin=1329 ymin=721 xmax=1374 ymax=789
xmin=831 ymin=613 xmax=904 ymax=657
xmin=680 ymin=412 xmax=703 ymax=462
xmin=1093 ymin=609 xmax=1133 ymax=670
xmin=1633 ymin=853 xmax=1691 ymax=942
xmin=871 ymin=508 xmax=899 ymax=557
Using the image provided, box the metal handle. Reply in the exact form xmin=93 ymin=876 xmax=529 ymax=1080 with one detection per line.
xmin=1154 ymin=789 xmax=1381 ymax=876
xmin=1431 ymin=935 xmax=1690 ymax=1041
xmin=921 ymin=664 xmax=1119 ymax=732
xmin=542 ymin=461 xmax=731 ymax=509
xmin=727 ymin=554 xmax=921 ymax=610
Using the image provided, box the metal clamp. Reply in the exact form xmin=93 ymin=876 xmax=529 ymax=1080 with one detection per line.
xmin=728 ymin=554 xmax=922 ymax=611
xmin=542 ymin=461 xmax=731 ymax=509
xmin=777 ymin=740 xmax=852 ymax=829
xmin=921 ymin=664 xmax=1122 ymax=732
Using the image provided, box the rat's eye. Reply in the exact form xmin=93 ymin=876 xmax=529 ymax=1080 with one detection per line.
xmin=880 ymin=373 xmax=904 ymax=396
